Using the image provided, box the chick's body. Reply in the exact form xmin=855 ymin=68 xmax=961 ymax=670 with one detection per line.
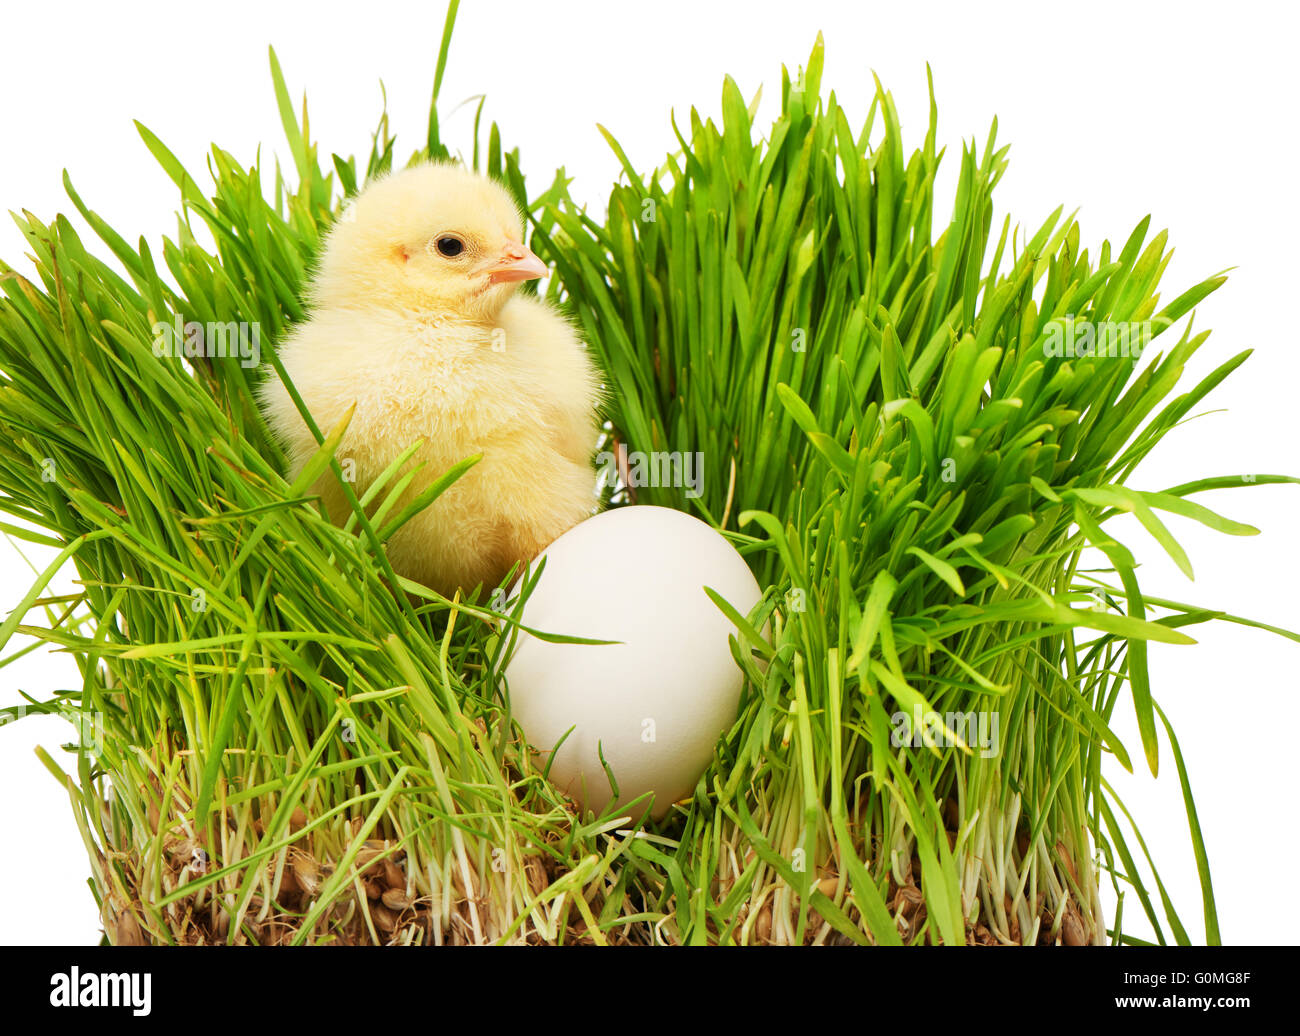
xmin=259 ymin=164 xmax=601 ymax=596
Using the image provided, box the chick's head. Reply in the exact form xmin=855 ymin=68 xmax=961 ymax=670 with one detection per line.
xmin=312 ymin=162 xmax=547 ymax=321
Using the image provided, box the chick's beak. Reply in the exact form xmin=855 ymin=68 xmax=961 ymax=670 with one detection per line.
xmin=482 ymin=241 xmax=548 ymax=285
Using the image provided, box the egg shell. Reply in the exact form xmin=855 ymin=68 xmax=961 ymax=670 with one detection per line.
xmin=503 ymin=505 xmax=762 ymax=820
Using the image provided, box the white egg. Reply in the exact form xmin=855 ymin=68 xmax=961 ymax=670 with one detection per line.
xmin=502 ymin=505 xmax=762 ymax=820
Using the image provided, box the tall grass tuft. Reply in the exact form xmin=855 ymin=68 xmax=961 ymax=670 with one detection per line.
xmin=1 ymin=6 xmax=1294 ymax=944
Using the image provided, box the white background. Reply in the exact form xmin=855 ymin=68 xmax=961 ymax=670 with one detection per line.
xmin=0 ymin=0 xmax=1296 ymax=944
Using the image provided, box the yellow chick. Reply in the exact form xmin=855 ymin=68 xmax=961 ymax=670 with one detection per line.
xmin=258 ymin=162 xmax=602 ymax=597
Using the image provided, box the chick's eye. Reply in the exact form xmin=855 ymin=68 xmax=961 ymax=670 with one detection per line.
xmin=433 ymin=235 xmax=464 ymax=258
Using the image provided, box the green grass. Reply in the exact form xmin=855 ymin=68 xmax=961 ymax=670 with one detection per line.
xmin=1 ymin=3 xmax=1295 ymax=944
